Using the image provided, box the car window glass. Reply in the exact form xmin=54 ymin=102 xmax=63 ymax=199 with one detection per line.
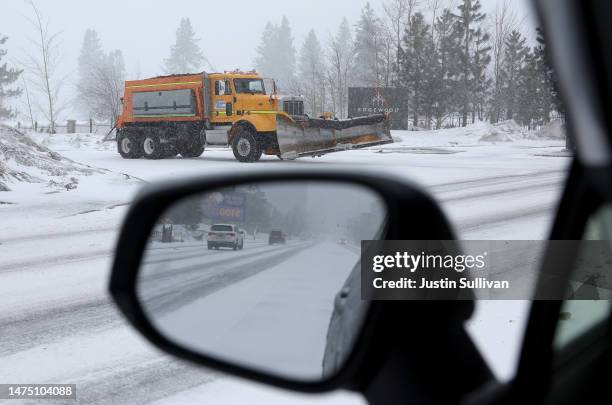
xmin=554 ymin=206 xmax=612 ymax=349
xmin=211 ymin=225 xmax=233 ymax=232
xmin=0 ymin=0 xmax=571 ymax=402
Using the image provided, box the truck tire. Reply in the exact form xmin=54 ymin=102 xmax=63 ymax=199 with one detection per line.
xmin=179 ymin=138 xmax=205 ymax=158
xmin=163 ymin=146 xmax=178 ymax=158
xmin=117 ymin=131 xmax=142 ymax=159
xmin=142 ymin=134 xmax=164 ymax=160
xmin=232 ymin=128 xmax=262 ymax=163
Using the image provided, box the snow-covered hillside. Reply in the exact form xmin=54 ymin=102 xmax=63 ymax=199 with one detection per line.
xmin=0 ymin=125 xmax=134 ymax=193
xmin=0 ymin=125 xmax=93 ymax=191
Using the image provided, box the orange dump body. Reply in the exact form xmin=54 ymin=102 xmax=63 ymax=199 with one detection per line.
xmin=117 ymin=74 xmax=207 ymax=128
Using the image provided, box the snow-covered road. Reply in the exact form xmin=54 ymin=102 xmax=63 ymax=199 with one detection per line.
xmin=0 ymin=127 xmax=570 ymax=404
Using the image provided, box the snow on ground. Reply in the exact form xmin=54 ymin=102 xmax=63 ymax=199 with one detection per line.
xmin=0 ymin=125 xmax=142 ymax=241
xmin=147 ymin=241 xmax=359 ymax=380
xmin=30 ymin=130 xmax=116 ymax=152
xmin=0 ymin=121 xmax=571 ymax=404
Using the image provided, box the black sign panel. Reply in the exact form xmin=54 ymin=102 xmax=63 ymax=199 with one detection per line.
xmin=348 ymin=87 xmax=408 ymax=130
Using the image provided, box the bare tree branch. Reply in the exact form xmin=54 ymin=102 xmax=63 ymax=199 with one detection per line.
xmin=22 ymin=0 xmax=65 ymax=133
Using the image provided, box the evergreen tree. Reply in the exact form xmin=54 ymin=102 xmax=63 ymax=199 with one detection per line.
xmin=76 ymin=30 xmax=126 ymax=123
xmin=76 ymin=29 xmax=105 ymax=118
xmin=0 ymin=35 xmax=22 ymax=119
xmin=298 ymin=30 xmax=326 ymax=116
xmin=430 ymin=9 xmax=461 ymax=128
xmin=501 ymin=30 xmax=529 ymax=121
xmin=163 ymin=18 xmax=209 ymax=74
xmin=399 ymin=12 xmax=434 ymax=127
xmin=454 ymin=0 xmax=490 ymax=126
xmin=254 ymin=17 xmax=296 ymax=92
xmin=517 ymin=49 xmax=539 ymax=128
xmin=167 ymin=195 xmax=203 ymax=228
xmin=471 ymin=28 xmax=492 ymax=122
xmin=276 ymin=16 xmax=297 ymax=92
xmin=327 ymin=18 xmax=355 ymax=118
xmin=534 ymin=28 xmax=563 ymax=121
xmin=354 ymin=3 xmax=385 ymax=87
xmin=255 ymin=22 xmax=278 ymax=78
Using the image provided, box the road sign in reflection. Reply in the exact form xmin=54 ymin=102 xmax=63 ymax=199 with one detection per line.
xmin=202 ymin=192 xmax=246 ymax=222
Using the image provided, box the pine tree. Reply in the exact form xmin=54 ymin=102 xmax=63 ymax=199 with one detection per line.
xmin=501 ymin=30 xmax=529 ymax=121
xmin=327 ymin=18 xmax=355 ymax=118
xmin=517 ymin=49 xmax=539 ymax=128
xmin=76 ymin=29 xmax=126 ymax=123
xmin=454 ymin=0 xmax=489 ymax=126
xmin=255 ymin=22 xmax=278 ymax=79
xmin=167 ymin=195 xmax=203 ymax=228
xmin=354 ymin=3 xmax=385 ymax=87
xmin=431 ymin=9 xmax=461 ymax=128
xmin=276 ymin=16 xmax=297 ymax=92
xmin=0 ymin=35 xmax=22 ymax=119
xmin=76 ymin=29 xmax=105 ymax=118
xmin=399 ymin=12 xmax=434 ymax=127
xmin=471 ymin=28 xmax=492 ymax=122
xmin=298 ymin=30 xmax=326 ymax=116
xmin=163 ymin=18 xmax=208 ymax=74
xmin=534 ymin=28 xmax=563 ymax=121
xmin=254 ymin=17 xmax=296 ymax=92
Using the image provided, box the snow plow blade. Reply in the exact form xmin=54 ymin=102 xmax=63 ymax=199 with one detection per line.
xmin=276 ymin=114 xmax=393 ymax=160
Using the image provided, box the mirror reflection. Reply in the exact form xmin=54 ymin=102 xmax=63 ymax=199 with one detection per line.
xmin=137 ymin=181 xmax=387 ymax=381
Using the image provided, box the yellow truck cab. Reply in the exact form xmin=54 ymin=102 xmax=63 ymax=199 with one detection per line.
xmin=205 ymin=71 xmax=289 ymax=161
xmin=207 ymin=71 xmax=278 ymax=131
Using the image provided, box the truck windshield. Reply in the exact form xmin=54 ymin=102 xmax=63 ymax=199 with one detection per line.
xmin=234 ymin=79 xmax=266 ymax=94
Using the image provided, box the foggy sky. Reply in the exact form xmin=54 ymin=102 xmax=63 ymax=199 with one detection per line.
xmin=1 ymin=0 xmax=536 ymax=120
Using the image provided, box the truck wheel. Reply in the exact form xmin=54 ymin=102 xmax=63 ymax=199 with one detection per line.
xmin=117 ymin=132 xmax=142 ymax=159
xmin=163 ymin=146 xmax=178 ymax=158
xmin=179 ymin=139 xmax=205 ymax=158
xmin=232 ymin=129 xmax=262 ymax=163
xmin=142 ymin=134 xmax=164 ymax=160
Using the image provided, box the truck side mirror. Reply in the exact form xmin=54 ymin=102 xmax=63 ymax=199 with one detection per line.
xmin=226 ymin=102 xmax=233 ymax=117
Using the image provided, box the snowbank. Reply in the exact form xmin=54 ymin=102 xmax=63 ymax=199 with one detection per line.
xmin=387 ymin=120 xmax=567 ymax=150
xmin=30 ymin=131 xmax=115 ymax=152
xmin=478 ymin=120 xmax=529 ymax=143
xmin=0 ymin=125 xmax=106 ymax=192
xmin=534 ymin=120 xmax=566 ymax=140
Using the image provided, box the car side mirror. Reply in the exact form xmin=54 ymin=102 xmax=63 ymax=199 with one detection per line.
xmin=109 ymin=170 xmax=470 ymax=393
xmin=226 ymin=102 xmax=233 ymax=117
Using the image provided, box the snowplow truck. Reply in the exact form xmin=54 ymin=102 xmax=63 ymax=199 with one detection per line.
xmin=116 ymin=71 xmax=393 ymax=162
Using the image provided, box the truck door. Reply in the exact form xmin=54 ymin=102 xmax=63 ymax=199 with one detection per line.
xmin=212 ymin=78 xmax=234 ymax=125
